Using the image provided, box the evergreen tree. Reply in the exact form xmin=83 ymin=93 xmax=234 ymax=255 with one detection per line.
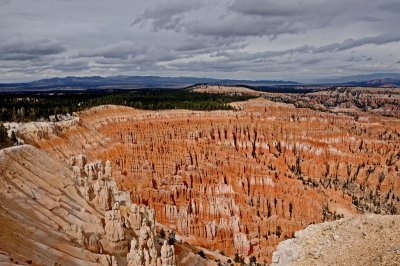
xmin=0 ymin=123 xmax=12 ymax=149
xmin=10 ymin=131 xmax=17 ymax=144
xmin=159 ymin=228 xmax=166 ymax=239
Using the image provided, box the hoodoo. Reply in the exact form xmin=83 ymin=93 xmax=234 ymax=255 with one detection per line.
xmin=0 ymin=145 xmax=175 ymax=266
xmin=12 ymin=94 xmax=400 ymax=263
xmin=2 ymin=0 xmax=399 ymax=264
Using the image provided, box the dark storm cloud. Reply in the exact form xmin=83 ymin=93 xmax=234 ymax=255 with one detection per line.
xmin=52 ymin=60 xmax=89 ymax=72
xmin=228 ymin=0 xmax=333 ymax=17
xmin=185 ymin=16 xmax=306 ymax=38
xmin=77 ymin=37 xmax=247 ymax=68
xmin=131 ymin=0 xmax=202 ymax=31
xmin=79 ymin=42 xmax=147 ymax=59
xmin=313 ymin=32 xmax=400 ymax=53
xmin=0 ymin=0 xmax=9 ymax=6
xmin=134 ymin=0 xmax=337 ymax=39
xmin=0 ymin=0 xmax=399 ymax=82
xmin=215 ymin=32 xmax=400 ymax=64
xmin=0 ymin=38 xmax=66 ymax=60
xmin=378 ymin=2 xmax=400 ymax=13
xmin=345 ymin=56 xmax=372 ymax=63
xmin=78 ymin=42 xmax=180 ymax=67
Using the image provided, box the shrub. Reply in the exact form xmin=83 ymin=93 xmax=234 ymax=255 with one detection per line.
xmin=198 ymin=250 xmax=206 ymax=258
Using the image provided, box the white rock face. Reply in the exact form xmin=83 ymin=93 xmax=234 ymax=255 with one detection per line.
xmin=70 ymin=153 xmax=175 ymax=265
xmin=129 ymin=204 xmax=142 ymax=231
xmin=126 ymin=204 xmax=162 ymax=265
xmin=94 ymin=179 xmax=113 ymax=211
xmin=233 ymin=232 xmax=251 ymax=256
xmin=105 ymin=160 xmax=112 ymax=177
xmin=105 ymin=209 xmax=125 ymax=242
xmin=271 ymin=238 xmax=301 ymax=265
xmin=127 ymin=239 xmax=144 ymax=265
xmin=161 ymin=240 xmax=176 ymax=266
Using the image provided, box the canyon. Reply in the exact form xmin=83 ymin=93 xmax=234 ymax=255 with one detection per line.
xmin=5 ymin=86 xmax=400 ymax=265
xmin=6 ymin=86 xmax=398 ymax=264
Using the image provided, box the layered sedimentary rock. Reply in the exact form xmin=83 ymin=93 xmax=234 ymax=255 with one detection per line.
xmin=0 ymin=145 xmax=175 ymax=266
xmin=17 ymin=95 xmax=400 ymax=262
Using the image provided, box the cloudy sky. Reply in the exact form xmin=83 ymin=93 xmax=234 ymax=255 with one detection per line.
xmin=0 ymin=0 xmax=399 ymax=82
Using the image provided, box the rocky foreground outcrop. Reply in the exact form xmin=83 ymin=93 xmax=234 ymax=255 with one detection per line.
xmin=0 ymin=145 xmax=176 ymax=265
xmin=272 ymin=214 xmax=400 ymax=266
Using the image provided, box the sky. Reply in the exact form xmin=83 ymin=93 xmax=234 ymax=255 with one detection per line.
xmin=0 ymin=0 xmax=400 ymax=82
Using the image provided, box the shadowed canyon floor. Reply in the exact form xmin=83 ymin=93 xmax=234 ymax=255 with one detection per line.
xmin=12 ymin=92 xmax=400 ymax=264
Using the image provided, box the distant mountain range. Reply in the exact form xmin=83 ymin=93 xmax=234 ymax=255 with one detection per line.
xmin=315 ymin=73 xmax=400 ymax=86
xmin=345 ymin=78 xmax=400 ymax=87
xmin=1 ymin=73 xmax=399 ymax=91
xmin=0 ymin=76 xmax=298 ymax=90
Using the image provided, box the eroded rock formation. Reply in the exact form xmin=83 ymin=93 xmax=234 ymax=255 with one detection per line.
xmin=69 ymin=153 xmax=175 ymax=265
xmin=0 ymin=145 xmax=175 ymax=266
xmin=161 ymin=240 xmax=176 ymax=266
xmin=16 ymin=95 xmax=400 ymax=263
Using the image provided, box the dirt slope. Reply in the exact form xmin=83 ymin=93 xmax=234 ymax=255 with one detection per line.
xmin=0 ymin=145 xmax=110 ymax=265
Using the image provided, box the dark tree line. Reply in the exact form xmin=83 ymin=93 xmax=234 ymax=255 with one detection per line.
xmin=81 ymin=89 xmax=252 ymax=111
xmin=0 ymin=89 xmax=254 ymax=122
